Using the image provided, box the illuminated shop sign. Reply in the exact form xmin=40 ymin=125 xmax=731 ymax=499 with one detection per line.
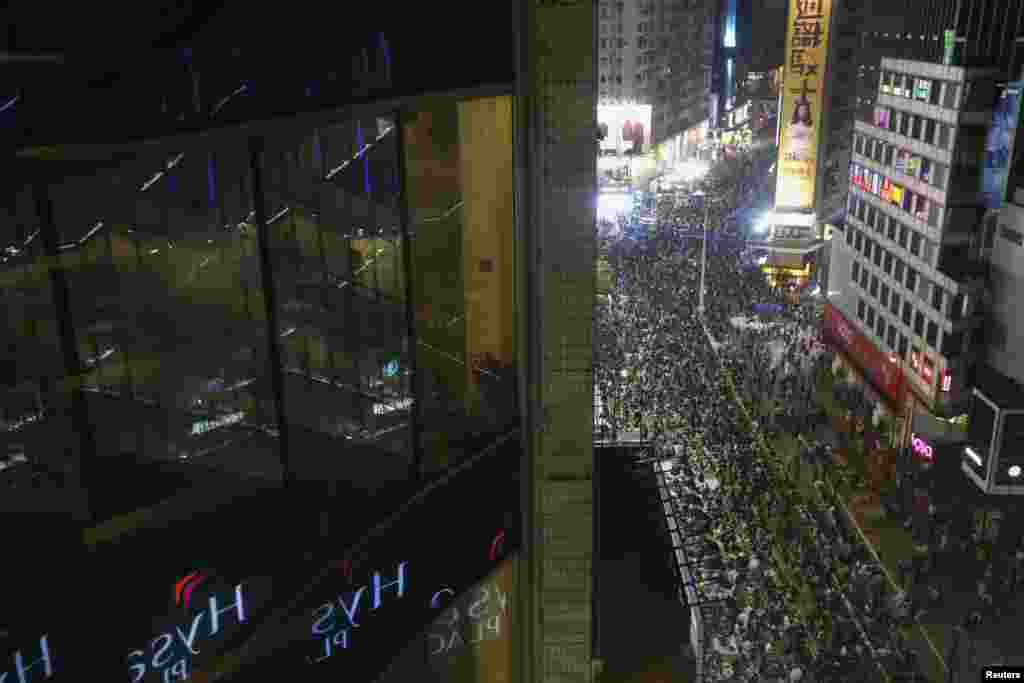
xmin=910 ymin=433 xmax=934 ymax=461
xmin=881 ymin=177 xmax=893 ymax=202
xmin=190 ymin=412 xmax=245 ymax=436
xmin=2 ymin=635 xmax=53 ymax=683
xmin=913 ymin=78 xmax=931 ymax=102
xmin=372 ymin=398 xmax=413 ymax=417
xmin=905 ymin=155 xmax=921 ymax=177
xmin=890 ymin=185 xmax=904 ymax=206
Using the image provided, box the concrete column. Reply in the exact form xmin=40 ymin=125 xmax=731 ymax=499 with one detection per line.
xmin=516 ymin=0 xmax=597 ymax=681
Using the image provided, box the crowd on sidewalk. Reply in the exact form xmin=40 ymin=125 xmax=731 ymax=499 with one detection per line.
xmin=595 ymin=146 xmax=933 ymax=680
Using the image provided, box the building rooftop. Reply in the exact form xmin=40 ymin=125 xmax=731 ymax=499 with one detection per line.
xmin=879 ymin=57 xmax=1001 ymax=83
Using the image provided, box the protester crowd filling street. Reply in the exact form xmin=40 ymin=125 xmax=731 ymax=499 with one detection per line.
xmin=595 ymin=147 xmax=930 ymax=681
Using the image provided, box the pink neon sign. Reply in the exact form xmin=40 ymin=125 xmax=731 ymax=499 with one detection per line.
xmin=911 ymin=433 xmax=933 ymax=461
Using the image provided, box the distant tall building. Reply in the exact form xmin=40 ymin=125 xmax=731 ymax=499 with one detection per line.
xmin=706 ymin=0 xmax=758 ymax=144
xmin=598 ymin=0 xmax=708 ymax=159
xmin=855 ymin=0 xmax=1024 ymax=124
xmin=828 ymin=57 xmax=999 ymax=420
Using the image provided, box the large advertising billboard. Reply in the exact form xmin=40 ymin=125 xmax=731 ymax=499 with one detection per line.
xmin=598 ymin=104 xmax=653 ymax=155
xmin=982 ymin=81 xmax=1023 ymax=209
xmin=775 ymin=0 xmax=832 ymax=212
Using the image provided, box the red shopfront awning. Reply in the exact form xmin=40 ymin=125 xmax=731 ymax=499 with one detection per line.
xmin=821 ymin=302 xmax=907 ymax=408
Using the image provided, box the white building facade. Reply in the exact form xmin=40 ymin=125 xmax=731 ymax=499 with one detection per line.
xmin=828 ymin=58 xmax=998 ymax=417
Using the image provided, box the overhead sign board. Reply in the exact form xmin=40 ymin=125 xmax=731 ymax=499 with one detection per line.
xmin=776 ymin=0 xmax=833 ymax=212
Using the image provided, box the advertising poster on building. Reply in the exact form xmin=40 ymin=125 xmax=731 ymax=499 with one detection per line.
xmin=775 ymin=0 xmax=832 ymax=212
xmin=598 ymin=104 xmax=653 ymax=155
xmin=982 ymin=81 xmax=1023 ymax=209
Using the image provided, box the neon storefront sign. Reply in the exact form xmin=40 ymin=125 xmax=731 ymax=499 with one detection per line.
xmin=910 ymin=433 xmax=933 ymax=461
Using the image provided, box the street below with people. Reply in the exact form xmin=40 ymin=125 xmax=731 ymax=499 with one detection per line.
xmin=595 ymin=145 xmax=933 ymax=681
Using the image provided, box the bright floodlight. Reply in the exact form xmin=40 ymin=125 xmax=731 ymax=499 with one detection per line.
xmin=597 ymin=192 xmax=634 ymax=222
xmin=1010 ymin=465 xmax=1022 ymax=478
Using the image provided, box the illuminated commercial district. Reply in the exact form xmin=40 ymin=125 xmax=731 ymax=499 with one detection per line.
xmin=5 ymin=1 xmax=1024 ymax=683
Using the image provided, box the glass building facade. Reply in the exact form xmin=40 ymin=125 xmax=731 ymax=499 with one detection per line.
xmin=3 ymin=83 xmax=521 ymax=682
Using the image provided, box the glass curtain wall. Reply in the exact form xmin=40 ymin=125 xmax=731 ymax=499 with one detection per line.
xmin=1 ymin=95 xmax=518 ymax=670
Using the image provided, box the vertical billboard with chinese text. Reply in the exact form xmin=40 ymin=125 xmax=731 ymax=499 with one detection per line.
xmin=775 ymin=0 xmax=832 ymax=212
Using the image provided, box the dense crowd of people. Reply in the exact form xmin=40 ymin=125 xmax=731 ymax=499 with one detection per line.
xmin=595 ymin=148 xmax=928 ymax=680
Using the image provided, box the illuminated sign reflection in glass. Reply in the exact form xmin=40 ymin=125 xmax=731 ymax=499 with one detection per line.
xmin=190 ymin=412 xmax=245 ymax=436
xmin=426 ymin=580 xmax=510 ymax=656
xmin=127 ymin=584 xmax=249 ymax=683
xmin=1 ymin=635 xmax=53 ymax=683
xmin=308 ymin=562 xmax=408 ymax=664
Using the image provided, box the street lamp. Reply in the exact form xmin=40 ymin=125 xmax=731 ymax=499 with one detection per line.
xmin=689 ymin=191 xmax=713 ymax=317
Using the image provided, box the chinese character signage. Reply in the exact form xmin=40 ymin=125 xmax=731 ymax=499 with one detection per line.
xmin=776 ymin=0 xmax=832 ymax=211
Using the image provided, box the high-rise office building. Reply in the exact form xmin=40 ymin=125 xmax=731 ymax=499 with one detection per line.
xmin=854 ymin=0 xmax=1024 ymax=124
xmin=2 ymin=2 xmax=598 ymax=681
xmin=817 ymin=0 xmax=1024 ymax=499
xmin=598 ymin=0 xmax=708 ymax=158
xmin=652 ymin=0 xmax=709 ymax=148
xmin=826 ymin=58 xmax=998 ymax=454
